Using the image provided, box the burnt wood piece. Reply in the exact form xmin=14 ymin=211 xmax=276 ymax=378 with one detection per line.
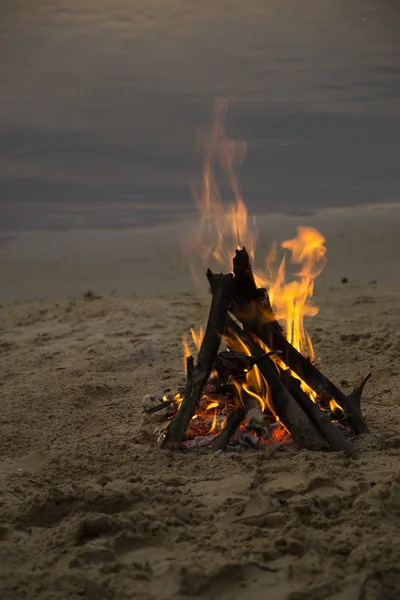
xmin=214 ymin=350 xmax=278 ymax=381
xmin=282 ymin=371 xmax=353 ymax=453
xmin=232 ymin=247 xmax=258 ymax=301
xmin=242 ymin=391 xmax=271 ymax=439
xmin=210 ymin=407 xmax=246 ymax=451
xmin=229 ymin=285 xmax=370 ymax=435
xmin=214 ymin=351 xmax=254 ymax=381
xmin=226 ymin=318 xmax=328 ymax=451
xmin=232 ymin=246 xmax=282 ymax=332
xmin=160 ymin=271 xmax=233 ymax=449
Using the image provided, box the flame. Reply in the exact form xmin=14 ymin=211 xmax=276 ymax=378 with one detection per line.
xmin=225 ymin=331 xmax=272 ymax=415
xmin=190 ymin=327 xmax=204 ymax=351
xmin=178 ymin=100 xmax=331 ymax=444
xmin=266 ymin=226 xmax=327 ymax=361
xmin=188 ymin=101 xmax=326 ymax=371
xmin=187 ymin=99 xmax=257 ymax=282
xmin=182 ymin=336 xmax=191 ymax=372
xmin=182 ymin=327 xmax=205 ymax=372
xmin=205 ymin=400 xmax=219 ymax=434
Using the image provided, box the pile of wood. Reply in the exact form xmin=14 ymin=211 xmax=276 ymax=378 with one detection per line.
xmin=153 ymin=248 xmax=371 ymax=453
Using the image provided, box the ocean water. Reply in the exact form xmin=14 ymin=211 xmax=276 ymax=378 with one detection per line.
xmin=1 ymin=0 xmax=400 ymax=231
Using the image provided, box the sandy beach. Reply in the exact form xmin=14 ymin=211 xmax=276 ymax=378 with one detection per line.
xmin=1 ymin=209 xmax=400 ymax=599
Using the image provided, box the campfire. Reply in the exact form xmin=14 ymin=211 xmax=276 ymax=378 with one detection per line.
xmin=141 ymin=100 xmax=371 ymax=453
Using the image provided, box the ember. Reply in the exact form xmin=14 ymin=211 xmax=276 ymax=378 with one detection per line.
xmin=142 ymin=100 xmax=371 ymax=453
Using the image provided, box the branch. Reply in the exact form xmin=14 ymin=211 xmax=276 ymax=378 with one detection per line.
xmin=160 ymin=272 xmax=233 ymax=449
xmin=226 ymin=317 xmax=328 ymax=450
xmin=281 ymin=371 xmax=353 ymax=453
xmin=229 ymin=285 xmax=370 ymax=435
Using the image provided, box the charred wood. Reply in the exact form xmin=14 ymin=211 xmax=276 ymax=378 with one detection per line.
xmin=210 ymin=407 xmax=246 ymax=451
xmin=281 ymin=371 xmax=353 ymax=453
xmin=229 ymin=282 xmax=370 ymax=435
xmin=226 ymin=318 xmax=328 ymax=451
xmin=232 ymin=247 xmax=282 ymax=332
xmin=242 ymin=391 xmax=271 ymax=440
xmin=161 ymin=271 xmax=233 ymax=449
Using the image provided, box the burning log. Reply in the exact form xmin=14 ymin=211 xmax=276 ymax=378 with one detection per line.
xmin=232 ymin=247 xmax=282 ymax=332
xmin=243 ymin=391 xmax=271 ymax=440
xmin=210 ymin=407 xmax=246 ymax=451
xmin=230 ymin=247 xmax=370 ymax=436
xmin=160 ymin=271 xmax=233 ymax=449
xmin=214 ymin=350 xmax=272 ymax=440
xmin=225 ymin=317 xmax=328 ymax=451
xmin=232 ymin=247 xmax=259 ymax=302
xmin=281 ymin=371 xmax=353 ymax=454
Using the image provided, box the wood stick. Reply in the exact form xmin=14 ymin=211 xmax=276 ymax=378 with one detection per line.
xmin=226 ymin=318 xmax=328 ymax=450
xmin=231 ymin=246 xmax=369 ymax=434
xmin=210 ymin=407 xmax=245 ymax=451
xmin=281 ymin=371 xmax=353 ymax=453
xmin=229 ymin=284 xmax=369 ymax=435
xmin=161 ymin=271 xmax=233 ymax=449
xmin=232 ymin=247 xmax=258 ymax=301
xmin=242 ymin=391 xmax=271 ymax=439
xmin=232 ymin=247 xmax=282 ymax=332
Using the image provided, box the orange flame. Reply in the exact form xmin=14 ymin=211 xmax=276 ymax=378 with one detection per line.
xmin=187 ymin=99 xmax=257 ymax=283
xmin=266 ymin=226 xmax=327 ymax=361
xmin=190 ymin=327 xmax=204 ymax=351
xmin=180 ymin=100 xmax=330 ymax=442
xmin=182 ymin=336 xmax=191 ymax=372
xmin=226 ymin=331 xmax=272 ymax=415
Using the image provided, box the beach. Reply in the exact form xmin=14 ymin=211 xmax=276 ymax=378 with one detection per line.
xmin=1 ymin=209 xmax=400 ymax=599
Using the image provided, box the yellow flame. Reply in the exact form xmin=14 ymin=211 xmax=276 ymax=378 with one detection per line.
xmin=181 ymin=100 xmax=329 ymax=434
xmin=266 ymin=227 xmax=327 ymax=361
xmin=182 ymin=336 xmax=191 ymax=372
xmin=190 ymin=326 xmax=204 ymax=351
xmin=205 ymin=400 xmax=219 ymax=434
xmin=174 ymin=393 xmax=183 ymax=405
xmin=207 ymin=409 xmax=218 ymax=434
xmin=225 ymin=331 xmax=272 ymax=414
xmin=187 ymin=99 xmax=257 ymax=280
xmin=329 ymin=399 xmax=344 ymax=416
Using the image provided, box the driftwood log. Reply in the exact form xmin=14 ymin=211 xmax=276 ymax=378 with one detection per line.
xmin=231 ymin=247 xmax=369 ymax=435
xmin=232 ymin=247 xmax=282 ymax=332
xmin=161 ymin=271 xmax=233 ymax=449
xmin=281 ymin=371 xmax=353 ymax=453
xmin=210 ymin=407 xmax=246 ymax=451
xmin=225 ymin=317 xmax=329 ymax=450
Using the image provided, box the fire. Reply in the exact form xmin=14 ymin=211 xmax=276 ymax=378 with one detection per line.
xmin=187 ymin=99 xmax=326 ymax=368
xmin=226 ymin=331 xmax=270 ymax=414
xmin=179 ymin=99 xmax=333 ymax=443
xmin=266 ymin=226 xmax=327 ymax=361
xmin=182 ymin=327 xmax=205 ymax=372
xmin=182 ymin=336 xmax=191 ymax=372
xmin=190 ymin=327 xmax=204 ymax=351
xmin=187 ymin=99 xmax=257 ymax=283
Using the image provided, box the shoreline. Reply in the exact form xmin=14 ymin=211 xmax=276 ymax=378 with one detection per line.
xmin=1 ymin=203 xmax=400 ymax=303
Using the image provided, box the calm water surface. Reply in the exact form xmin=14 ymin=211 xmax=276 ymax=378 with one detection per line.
xmin=1 ymin=0 xmax=400 ymax=230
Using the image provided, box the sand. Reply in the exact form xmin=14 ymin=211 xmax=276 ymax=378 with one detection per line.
xmin=2 ymin=210 xmax=400 ymax=599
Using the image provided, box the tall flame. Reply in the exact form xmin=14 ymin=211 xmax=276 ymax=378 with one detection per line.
xmin=187 ymin=100 xmax=327 ymax=367
xmin=266 ymin=226 xmax=327 ymax=361
xmin=182 ymin=99 xmax=328 ymax=433
xmin=187 ymin=99 xmax=257 ymax=283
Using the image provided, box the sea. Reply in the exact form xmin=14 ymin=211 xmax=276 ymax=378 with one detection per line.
xmin=1 ymin=0 xmax=400 ymax=234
